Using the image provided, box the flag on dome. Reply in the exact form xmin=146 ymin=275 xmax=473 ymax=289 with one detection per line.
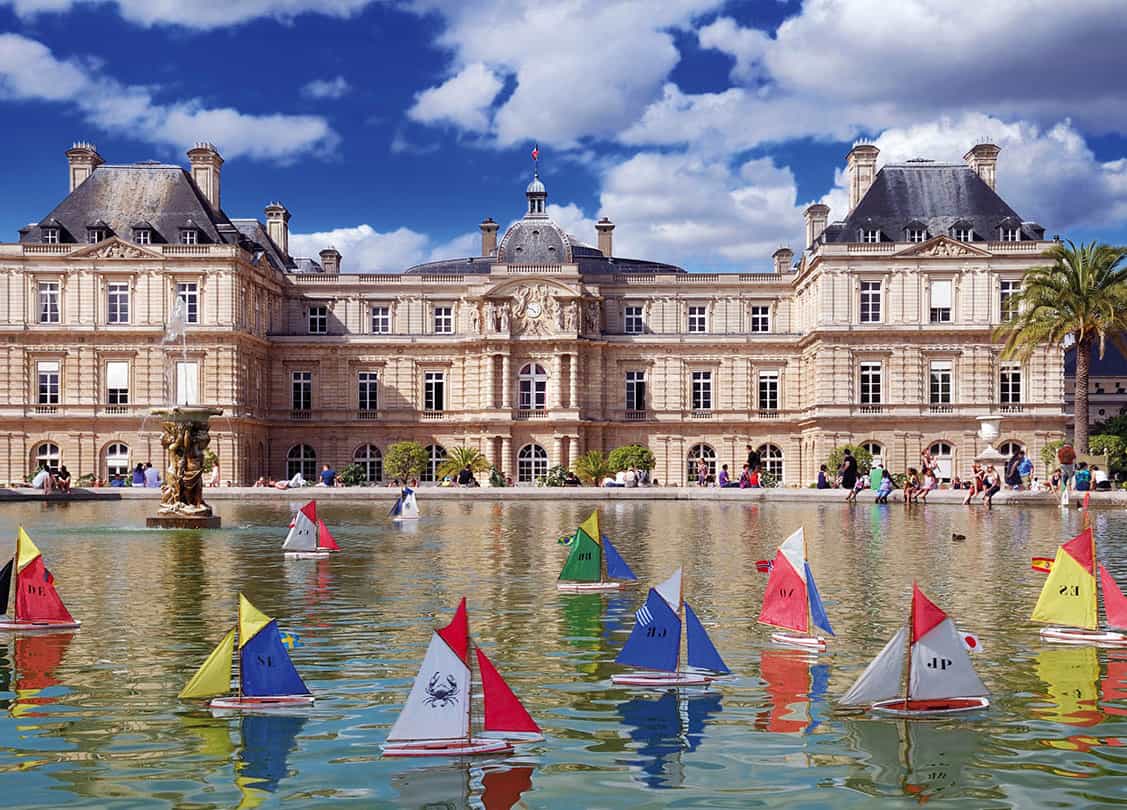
xmin=531 ymin=144 xmax=539 ymax=162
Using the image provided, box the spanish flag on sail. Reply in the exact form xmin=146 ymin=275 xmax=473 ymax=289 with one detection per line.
xmin=1031 ymin=528 xmax=1098 ymax=631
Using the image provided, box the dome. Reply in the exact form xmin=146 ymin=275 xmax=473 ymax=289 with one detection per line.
xmin=526 ymin=174 xmax=546 ymax=195
xmin=497 ymin=219 xmax=571 ymax=264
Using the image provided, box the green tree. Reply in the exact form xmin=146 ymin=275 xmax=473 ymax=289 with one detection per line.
xmin=384 ymin=441 xmax=428 ymax=482
xmin=825 ymin=444 xmax=872 ymax=478
xmin=1089 ymin=434 xmax=1126 ymax=474
xmin=607 ymin=444 xmax=656 ymax=472
xmin=337 ymin=462 xmax=367 ymax=486
xmin=436 ymin=446 xmax=490 ymax=480
xmin=1041 ymin=439 xmax=1065 ymax=471
xmin=573 ymin=450 xmax=613 ymax=486
xmin=995 ymin=240 xmax=1127 ymax=452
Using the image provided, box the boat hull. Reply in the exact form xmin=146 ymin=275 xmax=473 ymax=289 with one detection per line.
xmin=391 ymin=517 xmax=419 ymax=522
xmin=612 ymin=671 xmax=714 ymax=687
xmin=770 ymin=631 xmax=827 ymax=652
xmin=381 ymin=738 xmax=513 ymax=758
xmin=871 ymin=696 xmax=989 ymax=717
xmin=557 ymin=581 xmax=627 ymax=593
xmin=284 ymin=551 xmax=332 ymax=559
xmin=1040 ymin=627 xmax=1127 ymax=647
xmin=478 ymin=731 xmax=545 ymax=744
xmin=209 ymin=695 xmax=315 ymax=710
xmin=0 ymin=619 xmax=81 ymax=631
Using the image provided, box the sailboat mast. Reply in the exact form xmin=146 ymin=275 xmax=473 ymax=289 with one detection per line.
xmin=804 ymin=532 xmax=813 ymax=634
xmin=903 ymin=589 xmax=914 ymax=704
xmin=1092 ymin=527 xmax=1101 ymax=623
xmin=466 ymin=621 xmax=473 ymax=744
xmin=677 ymin=573 xmax=685 ymax=674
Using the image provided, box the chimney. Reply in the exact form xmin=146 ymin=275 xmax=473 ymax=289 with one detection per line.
xmin=65 ymin=141 xmax=103 ymax=192
xmin=187 ymin=142 xmax=224 ymax=211
xmin=846 ymin=142 xmax=880 ymax=211
xmin=264 ymin=202 xmax=290 ymax=256
xmin=480 ymin=217 xmax=499 ymax=257
xmin=319 ymin=246 xmax=341 ymax=275
xmin=596 ymin=217 xmax=615 ymax=257
xmin=772 ymin=246 xmax=794 ymax=274
xmin=963 ymin=142 xmax=1001 ymax=191
xmin=804 ymin=203 xmax=830 ymax=250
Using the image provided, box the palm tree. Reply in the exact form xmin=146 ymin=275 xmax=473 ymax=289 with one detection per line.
xmin=996 ymin=240 xmax=1127 ymax=451
xmin=572 ymin=450 xmax=613 ymax=486
xmin=436 ymin=446 xmax=491 ymax=480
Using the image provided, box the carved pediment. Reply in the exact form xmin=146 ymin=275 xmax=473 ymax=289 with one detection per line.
xmin=68 ymin=236 xmax=163 ymax=260
xmin=895 ymin=235 xmax=991 ymax=259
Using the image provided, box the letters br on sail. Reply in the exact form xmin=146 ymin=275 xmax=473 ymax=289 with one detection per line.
xmin=557 ymin=510 xmax=638 ymax=592
xmin=0 ymin=527 xmax=80 ymax=631
xmin=757 ymin=528 xmax=834 ymax=652
xmin=1033 ymin=527 xmax=1127 ymax=647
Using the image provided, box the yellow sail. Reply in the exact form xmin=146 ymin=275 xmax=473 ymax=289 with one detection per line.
xmin=238 ymin=594 xmax=272 ymax=648
xmin=1031 ymin=546 xmax=1098 ymax=630
xmin=179 ymin=628 xmax=235 ymax=699
xmin=16 ymin=527 xmax=41 ymax=571
xmin=578 ymin=510 xmax=601 ymax=545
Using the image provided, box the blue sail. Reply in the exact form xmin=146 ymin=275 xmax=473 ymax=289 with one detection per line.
xmin=616 ymin=588 xmax=681 ymax=672
xmin=602 ymin=535 xmax=637 ymax=581
xmin=240 ymin=620 xmax=311 ymax=697
xmin=388 ymin=496 xmax=402 ymax=517
xmin=684 ymin=602 xmax=729 ymax=674
xmin=805 ymin=562 xmax=835 ymax=636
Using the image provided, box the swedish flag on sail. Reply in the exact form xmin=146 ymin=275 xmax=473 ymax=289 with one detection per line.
xmin=280 ymin=631 xmax=302 ymax=650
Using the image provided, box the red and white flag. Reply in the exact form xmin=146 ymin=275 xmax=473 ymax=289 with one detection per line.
xmin=961 ymin=632 xmax=983 ymax=653
xmin=531 ymin=144 xmax=540 ymax=161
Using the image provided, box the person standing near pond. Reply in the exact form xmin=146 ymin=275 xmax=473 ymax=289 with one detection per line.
xmin=1057 ymin=443 xmax=1077 ymax=490
xmin=746 ymin=444 xmax=760 ymax=476
xmin=869 ymin=460 xmax=883 ymax=493
xmin=839 ymin=448 xmax=858 ymax=492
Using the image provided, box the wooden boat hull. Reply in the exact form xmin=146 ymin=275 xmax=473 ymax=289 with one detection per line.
xmin=871 ymin=696 xmax=989 ymax=717
xmin=209 ymin=695 xmax=315 ymax=710
xmin=284 ymin=551 xmax=332 ymax=559
xmin=770 ymin=632 xmax=827 ymax=652
xmin=0 ymin=619 xmax=81 ymax=632
xmin=1040 ymin=627 xmax=1127 ymax=647
xmin=381 ymin=738 xmax=513 ymax=758
xmin=557 ymin=581 xmax=627 ymax=593
xmin=612 ymin=671 xmax=714 ymax=687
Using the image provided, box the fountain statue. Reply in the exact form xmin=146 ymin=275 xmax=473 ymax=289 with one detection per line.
xmin=974 ymin=414 xmax=1009 ymax=466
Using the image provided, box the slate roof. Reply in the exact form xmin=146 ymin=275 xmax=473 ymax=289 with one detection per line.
xmin=822 ymin=162 xmax=1045 ymax=244
xmin=1065 ymin=342 xmax=1127 ymax=378
xmin=230 ymin=219 xmax=296 ymax=272
xmin=404 ymin=237 xmax=684 ymax=276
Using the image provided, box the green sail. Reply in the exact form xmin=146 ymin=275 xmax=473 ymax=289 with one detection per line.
xmin=558 ymin=528 xmax=602 ymax=582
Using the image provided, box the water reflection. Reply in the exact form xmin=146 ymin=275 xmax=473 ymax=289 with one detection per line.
xmin=1 ymin=631 xmax=73 ymax=718
xmin=755 ymin=648 xmax=829 ymax=734
xmin=615 ymin=689 xmax=723 ymax=788
xmin=390 ymin=762 xmax=533 ymax=810
xmin=235 ymin=714 xmax=308 ymax=805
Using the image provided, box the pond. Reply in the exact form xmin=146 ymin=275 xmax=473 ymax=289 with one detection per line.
xmin=0 ymin=498 xmax=1125 ymax=808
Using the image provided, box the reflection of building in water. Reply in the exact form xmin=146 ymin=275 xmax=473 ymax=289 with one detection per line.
xmin=2 ymin=631 xmax=74 ymax=718
xmin=755 ymin=648 xmax=829 ymax=734
xmin=615 ymin=689 xmax=723 ymax=789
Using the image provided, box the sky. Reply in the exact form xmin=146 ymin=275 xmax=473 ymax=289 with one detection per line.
xmin=2 ymin=0 xmax=1127 ymax=273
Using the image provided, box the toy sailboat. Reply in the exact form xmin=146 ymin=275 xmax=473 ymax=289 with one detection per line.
xmin=389 ymin=487 xmax=420 ymax=521
xmin=179 ymin=593 xmax=314 ymax=710
xmin=283 ymin=501 xmax=340 ymax=559
xmin=758 ymin=527 xmax=834 ymax=651
xmin=1032 ymin=527 xmax=1127 ymax=646
xmin=0 ymin=528 xmax=80 ymax=631
xmin=840 ymin=583 xmax=989 ymax=717
xmin=612 ymin=568 xmax=729 ymax=687
xmin=382 ymin=598 xmax=542 ymax=757
xmin=557 ymin=509 xmax=637 ymax=592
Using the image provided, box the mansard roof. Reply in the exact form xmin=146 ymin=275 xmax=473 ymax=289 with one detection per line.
xmin=403 ymin=241 xmax=684 ymax=276
xmin=823 ymin=162 xmax=1045 ymax=243
xmin=230 ymin=219 xmax=295 ymax=272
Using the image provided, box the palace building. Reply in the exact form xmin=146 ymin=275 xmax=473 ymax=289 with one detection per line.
xmin=0 ymin=140 xmax=1066 ymax=486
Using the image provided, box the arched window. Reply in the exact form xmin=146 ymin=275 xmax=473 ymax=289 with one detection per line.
xmin=287 ymin=444 xmax=316 ymax=481
xmin=423 ymin=444 xmax=447 ymax=482
xmin=518 ymin=363 xmax=548 ymax=411
xmin=928 ymin=441 xmax=954 ymax=482
xmin=517 ymin=444 xmax=548 ymax=483
xmin=861 ymin=441 xmax=883 ymax=468
xmin=998 ymin=440 xmax=1024 ymax=458
xmin=105 ymin=442 xmax=129 ymax=478
xmin=34 ymin=442 xmax=60 ymax=471
xmin=687 ymin=443 xmax=716 ymax=484
xmin=758 ymin=443 xmax=784 ymax=484
xmin=354 ymin=444 xmax=382 ymax=483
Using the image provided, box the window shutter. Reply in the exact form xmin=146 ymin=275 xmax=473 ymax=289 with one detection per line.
xmin=106 ymin=361 xmax=129 ymax=389
xmin=930 ymin=280 xmax=952 ymax=308
xmin=177 ymin=362 xmax=199 ymax=405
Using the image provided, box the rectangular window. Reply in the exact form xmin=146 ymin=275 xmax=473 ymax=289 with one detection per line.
xmin=624 ymin=306 xmax=644 ymax=335
xmin=688 ymin=305 xmax=708 ymax=334
xmin=929 ymin=279 xmax=952 ymax=323
xmin=358 ymin=371 xmax=378 ymax=411
xmin=953 ymin=227 xmax=972 ymax=242
xmin=860 ymin=280 xmax=881 ymax=323
xmin=106 ymin=360 xmax=129 ymax=405
xmin=749 ymin=305 xmax=770 ymax=333
xmin=424 ymin=371 xmax=445 ymax=411
xmin=107 ymin=282 xmax=129 ymax=324
xmin=134 ymin=229 xmax=151 ymax=245
xmin=42 ymin=229 xmax=59 ymax=245
xmin=180 ymin=230 xmax=197 ymax=245
xmin=625 ymin=370 xmax=646 ymax=411
xmin=929 ymin=360 xmax=952 ymax=404
xmin=38 ymin=281 xmax=60 ymax=323
xmin=176 ymin=282 xmax=199 ymax=324
xmin=1000 ymin=362 xmax=1022 ymax=404
xmin=691 ymin=370 xmax=712 ymax=410
xmin=371 ymin=305 xmax=391 ymax=334
xmin=1001 ymin=227 xmax=1020 ymax=242
xmin=433 ymin=306 xmax=453 ymax=335
xmin=1000 ymin=279 xmax=1020 ymax=322
xmin=291 ymin=371 xmax=312 ymax=411
xmin=176 ymin=361 xmax=199 ymax=406
xmin=88 ymin=229 xmax=106 ymax=244
xmin=308 ymin=304 xmax=328 ymax=334
xmin=758 ymin=371 xmax=779 ymax=410
xmin=862 ymin=229 xmax=881 ymax=243
xmin=907 ymin=229 xmax=926 ymax=243
xmin=37 ymin=360 xmax=59 ymax=404
xmin=859 ymin=361 xmax=882 ymax=405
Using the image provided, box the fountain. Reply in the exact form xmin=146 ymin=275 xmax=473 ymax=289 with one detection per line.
xmin=974 ymin=414 xmax=1010 ymax=466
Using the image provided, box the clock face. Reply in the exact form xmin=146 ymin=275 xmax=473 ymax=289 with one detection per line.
xmin=526 ymin=302 xmax=542 ymax=318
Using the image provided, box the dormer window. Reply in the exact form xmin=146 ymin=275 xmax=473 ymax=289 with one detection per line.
xmin=952 ymin=227 xmax=973 ymax=242
xmin=180 ymin=229 xmax=198 ymax=245
xmin=1000 ymin=227 xmax=1021 ymax=242
xmin=87 ymin=229 xmax=107 ymax=244
xmin=134 ymin=229 xmax=151 ymax=245
xmin=860 ymin=229 xmax=881 ymax=243
xmin=41 ymin=228 xmax=59 ymax=244
xmin=907 ymin=228 xmax=926 ymax=243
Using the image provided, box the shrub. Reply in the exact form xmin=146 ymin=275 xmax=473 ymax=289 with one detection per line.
xmin=437 ymin=446 xmax=491 ymax=480
xmin=540 ymin=465 xmax=569 ymax=487
xmin=384 ymin=441 xmax=428 ymax=482
xmin=1041 ymin=439 xmax=1064 ymax=470
xmin=759 ymin=470 xmax=779 ymax=489
xmin=573 ymin=450 xmax=613 ymax=486
xmin=203 ymin=449 xmax=218 ymax=474
xmin=488 ymin=466 xmax=505 ymax=487
xmin=825 ymin=444 xmax=873 ymax=477
xmin=1089 ymin=434 xmax=1126 ymax=473
xmin=337 ymin=463 xmax=366 ymax=486
xmin=607 ymin=444 xmax=656 ymax=472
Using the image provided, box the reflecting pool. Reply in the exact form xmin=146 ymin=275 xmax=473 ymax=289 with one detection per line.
xmin=0 ymin=499 xmax=1125 ymax=807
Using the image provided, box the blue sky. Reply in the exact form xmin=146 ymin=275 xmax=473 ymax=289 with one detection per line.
xmin=2 ymin=0 xmax=1127 ymax=272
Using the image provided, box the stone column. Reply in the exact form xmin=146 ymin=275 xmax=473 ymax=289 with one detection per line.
xmin=501 ymin=354 xmax=512 ymax=410
xmin=552 ymin=353 xmax=563 ymax=409
xmin=569 ymin=353 xmax=579 ymax=410
xmin=501 ymin=435 xmax=512 ymax=479
xmin=552 ymin=435 xmax=563 ymax=468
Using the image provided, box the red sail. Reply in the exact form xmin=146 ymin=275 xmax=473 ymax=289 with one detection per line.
xmin=757 ymin=552 xmax=808 ymax=633
xmin=911 ymin=583 xmax=947 ymax=644
xmin=15 ymin=556 xmax=75 ymax=624
xmin=436 ymin=597 xmax=469 ymax=664
xmin=475 ymin=648 xmax=541 ymax=735
xmin=1100 ymin=565 xmax=1127 ymax=630
xmin=316 ymin=520 xmax=340 ymax=551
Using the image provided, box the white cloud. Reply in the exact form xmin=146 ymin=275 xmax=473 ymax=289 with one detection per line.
xmin=0 ymin=34 xmax=338 ymax=162
xmin=2 ymin=0 xmax=374 ymax=29
xmin=546 ymin=203 xmax=596 ymax=245
xmin=289 ymin=224 xmax=432 ymax=272
xmin=697 ymin=16 xmax=769 ymax=82
xmin=408 ymin=62 xmax=503 ymax=132
xmin=301 ymin=76 xmax=351 ymax=100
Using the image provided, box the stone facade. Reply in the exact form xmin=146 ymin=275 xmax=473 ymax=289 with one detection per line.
xmin=0 ymin=142 xmax=1067 ymax=486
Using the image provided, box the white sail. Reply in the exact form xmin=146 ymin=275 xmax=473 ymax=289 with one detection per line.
xmin=387 ymin=632 xmax=470 ymax=742
xmin=400 ymin=491 xmax=420 ymax=519
xmin=656 ymin=568 xmax=683 ymax=611
xmin=282 ymin=505 xmax=318 ymax=551
xmin=840 ymin=626 xmax=906 ymax=705
xmin=778 ymin=527 xmax=807 ymax=583
xmin=909 ymin=618 xmax=988 ymax=700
